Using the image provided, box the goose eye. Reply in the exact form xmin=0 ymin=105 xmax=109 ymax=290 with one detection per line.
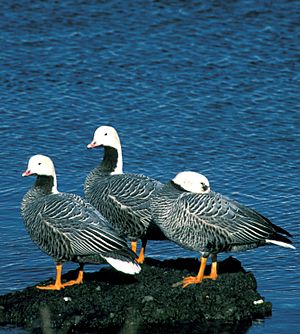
xmin=104 ymin=133 xmax=108 ymax=136
xmin=38 ymin=162 xmax=41 ymax=165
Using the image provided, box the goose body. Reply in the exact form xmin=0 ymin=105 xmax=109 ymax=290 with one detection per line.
xmin=84 ymin=126 xmax=165 ymax=263
xmin=151 ymin=171 xmax=295 ymax=287
xmin=21 ymin=155 xmax=140 ymax=290
xmin=85 ymin=171 xmax=162 ymax=240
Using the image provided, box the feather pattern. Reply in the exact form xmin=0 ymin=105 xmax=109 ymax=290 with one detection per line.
xmin=21 ymin=155 xmax=141 ymax=275
xmin=151 ymin=180 xmax=294 ymax=255
xmin=22 ymin=188 xmax=138 ymax=263
xmin=85 ymin=167 xmax=163 ymax=239
xmin=84 ymin=126 xmax=166 ymax=246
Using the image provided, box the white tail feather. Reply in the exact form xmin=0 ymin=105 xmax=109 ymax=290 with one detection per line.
xmin=266 ymin=239 xmax=296 ymax=249
xmin=103 ymin=257 xmax=141 ymax=275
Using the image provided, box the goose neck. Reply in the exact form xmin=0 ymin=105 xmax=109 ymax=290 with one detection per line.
xmin=100 ymin=146 xmax=123 ymax=174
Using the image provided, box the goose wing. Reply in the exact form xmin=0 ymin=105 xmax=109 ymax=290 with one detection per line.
xmin=175 ymin=191 xmax=274 ymax=246
xmin=107 ymin=174 xmax=161 ymax=210
xmin=102 ymin=174 xmax=162 ymax=229
xmin=34 ymin=193 xmax=131 ymax=260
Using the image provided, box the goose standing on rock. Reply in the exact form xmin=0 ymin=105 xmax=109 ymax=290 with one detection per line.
xmin=21 ymin=155 xmax=141 ymax=290
xmin=151 ymin=171 xmax=295 ymax=288
xmin=84 ymin=125 xmax=165 ymax=264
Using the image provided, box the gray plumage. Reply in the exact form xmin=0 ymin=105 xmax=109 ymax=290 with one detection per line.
xmin=85 ymin=168 xmax=163 ymax=240
xmin=151 ymin=173 xmax=294 ymax=258
xmin=21 ymin=155 xmax=140 ymax=276
xmin=22 ymin=184 xmax=137 ymax=264
xmin=84 ymin=126 xmax=165 ymax=243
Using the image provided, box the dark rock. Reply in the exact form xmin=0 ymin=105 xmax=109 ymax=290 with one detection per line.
xmin=0 ymin=257 xmax=272 ymax=333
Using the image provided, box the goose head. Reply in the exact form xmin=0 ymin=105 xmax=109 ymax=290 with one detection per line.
xmin=172 ymin=171 xmax=210 ymax=193
xmin=22 ymin=154 xmax=58 ymax=193
xmin=87 ymin=126 xmax=121 ymax=150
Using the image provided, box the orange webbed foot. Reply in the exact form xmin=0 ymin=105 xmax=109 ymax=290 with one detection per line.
xmin=182 ymin=275 xmax=203 ymax=288
xmin=177 ymin=272 xmax=218 ymax=288
xmin=62 ymin=270 xmax=84 ymax=287
xmin=172 ymin=257 xmax=218 ymax=288
xmin=36 ymin=283 xmax=64 ymax=290
xmin=205 ymin=273 xmax=218 ymax=281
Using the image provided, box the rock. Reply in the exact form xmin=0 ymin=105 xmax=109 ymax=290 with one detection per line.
xmin=0 ymin=257 xmax=272 ymax=333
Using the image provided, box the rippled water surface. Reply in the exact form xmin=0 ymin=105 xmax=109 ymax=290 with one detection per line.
xmin=0 ymin=1 xmax=299 ymax=333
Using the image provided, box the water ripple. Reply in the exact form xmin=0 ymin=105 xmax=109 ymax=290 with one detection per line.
xmin=0 ymin=1 xmax=299 ymax=333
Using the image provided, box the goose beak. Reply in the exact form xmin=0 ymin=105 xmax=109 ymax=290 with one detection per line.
xmin=87 ymin=141 xmax=99 ymax=149
xmin=22 ymin=169 xmax=32 ymax=177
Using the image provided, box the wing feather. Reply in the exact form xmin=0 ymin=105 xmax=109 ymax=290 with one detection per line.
xmin=85 ymin=173 xmax=162 ymax=237
xmin=30 ymin=192 xmax=130 ymax=261
xmin=177 ymin=191 xmax=274 ymax=246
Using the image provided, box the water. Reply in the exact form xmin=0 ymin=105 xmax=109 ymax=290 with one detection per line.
xmin=0 ymin=0 xmax=299 ymax=333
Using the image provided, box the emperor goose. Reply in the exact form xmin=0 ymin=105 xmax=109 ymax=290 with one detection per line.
xmin=151 ymin=171 xmax=295 ymax=288
xmin=21 ymin=154 xmax=141 ymax=290
xmin=84 ymin=125 xmax=165 ymax=263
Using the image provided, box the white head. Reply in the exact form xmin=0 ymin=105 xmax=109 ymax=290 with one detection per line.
xmin=172 ymin=171 xmax=210 ymax=193
xmin=87 ymin=125 xmax=123 ymax=174
xmin=22 ymin=154 xmax=58 ymax=193
xmin=87 ymin=126 xmax=121 ymax=150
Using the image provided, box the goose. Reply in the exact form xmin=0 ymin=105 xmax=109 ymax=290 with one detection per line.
xmin=21 ymin=154 xmax=141 ymax=290
xmin=150 ymin=171 xmax=295 ymax=288
xmin=84 ymin=125 xmax=165 ymax=263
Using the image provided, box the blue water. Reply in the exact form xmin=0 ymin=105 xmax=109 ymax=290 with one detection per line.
xmin=0 ymin=0 xmax=299 ymax=333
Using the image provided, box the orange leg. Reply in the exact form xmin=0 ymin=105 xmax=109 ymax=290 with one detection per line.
xmin=37 ymin=263 xmax=65 ymax=290
xmin=37 ymin=263 xmax=85 ymax=290
xmin=136 ymin=247 xmax=145 ymax=264
xmin=208 ymin=257 xmax=218 ymax=281
xmin=136 ymin=239 xmax=147 ymax=264
xmin=131 ymin=239 xmax=147 ymax=264
xmin=182 ymin=257 xmax=207 ymax=288
xmin=62 ymin=265 xmax=84 ymax=287
xmin=131 ymin=241 xmax=137 ymax=253
xmin=182 ymin=256 xmax=218 ymax=288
